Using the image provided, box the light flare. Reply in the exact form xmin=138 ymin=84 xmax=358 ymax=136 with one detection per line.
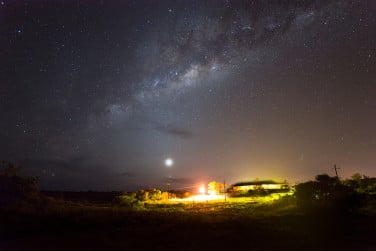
xmin=199 ymin=184 xmax=205 ymax=195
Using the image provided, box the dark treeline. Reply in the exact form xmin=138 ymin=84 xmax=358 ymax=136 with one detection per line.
xmin=0 ymin=161 xmax=39 ymax=207
xmin=41 ymin=191 xmax=124 ymax=204
xmin=1 ymin=160 xmax=376 ymax=214
xmin=295 ymin=173 xmax=376 ymax=213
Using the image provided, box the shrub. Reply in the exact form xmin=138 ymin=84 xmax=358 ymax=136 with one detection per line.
xmin=0 ymin=161 xmax=39 ymax=207
xmin=148 ymin=189 xmax=162 ymax=200
xmin=135 ymin=190 xmax=148 ymax=201
xmin=295 ymin=174 xmax=361 ymax=212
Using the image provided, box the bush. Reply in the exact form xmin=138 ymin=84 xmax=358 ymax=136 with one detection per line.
xmin=295 ymin=181 xmax=316 ymax=209
xmin=295 ymin=174 xmax=361 ymax=212
xmin=135 ymin=189 xmax=163 ymax=201
xmin=148 ymin=189 xmax=162 ymax=200
xmin=116 ymin=193 xmax=144 ymax=209
xmin=0 ymin=161 xmax=39 ymax=207
xmin=136 ymin=190 xmax=148 ymax=201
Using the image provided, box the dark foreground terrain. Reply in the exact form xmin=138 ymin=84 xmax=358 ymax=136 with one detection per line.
xmin=0 ymin=199 xmax=375 ymax=251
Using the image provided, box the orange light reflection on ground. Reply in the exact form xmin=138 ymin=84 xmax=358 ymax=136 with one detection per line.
xmin=171 ymin=194 xmax=225 ymax=202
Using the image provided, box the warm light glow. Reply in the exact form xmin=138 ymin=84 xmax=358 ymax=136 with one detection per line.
xmin=208 ymin=181 xmax=221 ymax=195
xmin=169 ymin=191 xmax=293 ymax=203
xmin=171 ymin=194 xmax=225 ymax=202
xmin=199 ymin=184 xmax=205 ymax=195
xmin=164 ymin=158 xmax=173 ymax=167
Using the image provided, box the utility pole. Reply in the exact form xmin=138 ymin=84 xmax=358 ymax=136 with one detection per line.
xmin=334 ymin=164 xmax=340 ymax=179
xmin=166 ymin=183 xmax=170 ymax=199
xmin=223 ymin=180 xmax=226 ymax=202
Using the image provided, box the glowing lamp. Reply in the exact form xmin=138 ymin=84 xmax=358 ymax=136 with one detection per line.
xmin=199 ymin=185 xmax=205 ymax=195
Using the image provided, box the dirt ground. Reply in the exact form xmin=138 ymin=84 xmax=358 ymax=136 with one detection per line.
xmin=1 ymin=201 xmax=375 ymax=251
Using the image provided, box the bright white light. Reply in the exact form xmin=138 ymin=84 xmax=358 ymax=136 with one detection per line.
xmin=199 ymin=185 xmax=205 ymax=195
xmin=165 ymin=158 xmax=173 ymax=167
xmin=170 ymin=194 xmax=225 ymax=202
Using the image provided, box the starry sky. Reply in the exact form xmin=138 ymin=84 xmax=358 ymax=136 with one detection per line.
xmin=1 ymin=0 xmax=376 ymax=191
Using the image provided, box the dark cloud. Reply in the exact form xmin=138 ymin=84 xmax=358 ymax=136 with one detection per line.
xmin=154 ymin=124 xmax=193 ymax=139
xmin=114 ymin=171 xmax=135 ymax=178
xmin=162 ymin=177 xmax=196 ymax=186
xmin=19 ymin=156 xmax=88 ymax=174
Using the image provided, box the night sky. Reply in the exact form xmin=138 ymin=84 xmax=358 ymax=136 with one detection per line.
xmin=1 ymin=0 xmax=376 ymax=191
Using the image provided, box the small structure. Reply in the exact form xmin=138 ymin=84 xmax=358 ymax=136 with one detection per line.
xmin=227 ymin=180 xmax=289 ymax=197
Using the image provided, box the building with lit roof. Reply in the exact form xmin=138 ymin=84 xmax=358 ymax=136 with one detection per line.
xmin=227 ymin=180 xmax=289 ymax=197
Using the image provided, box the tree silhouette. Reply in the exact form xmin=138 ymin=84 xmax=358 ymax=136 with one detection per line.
xmin=295 ymin=173 xmax=360 ymax=212
xmin=0 ymin=161 xmax=39 ymax=207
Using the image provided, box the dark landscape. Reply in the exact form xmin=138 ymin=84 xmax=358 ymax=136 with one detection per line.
xmin=2 ymin=203 xmax=375 ymax=251
xmin=1 ymin=163 xmax=376 ymax=251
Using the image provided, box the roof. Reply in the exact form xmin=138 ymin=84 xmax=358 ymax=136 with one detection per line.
xmin=231 ymin=180 xmax=286 ymax=187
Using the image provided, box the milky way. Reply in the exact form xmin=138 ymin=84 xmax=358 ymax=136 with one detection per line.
xmin=1 ymin=1 xmax=376 ymax=190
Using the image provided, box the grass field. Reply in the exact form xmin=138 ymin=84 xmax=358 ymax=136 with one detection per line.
xmin=1 ymin=193 xmax=375 ymax=251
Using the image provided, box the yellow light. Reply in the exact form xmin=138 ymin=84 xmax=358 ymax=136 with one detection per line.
xmin=199 ymin=185 xmax=205 ymax=195
xmin=170 ymin=194 xmax=225 ymax=202
xmin=208 ymin=181 xmax=220 ymax=196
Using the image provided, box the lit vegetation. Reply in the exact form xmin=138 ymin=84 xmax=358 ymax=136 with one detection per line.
xmin=1 ymin=163 xmax=376 ymax=250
